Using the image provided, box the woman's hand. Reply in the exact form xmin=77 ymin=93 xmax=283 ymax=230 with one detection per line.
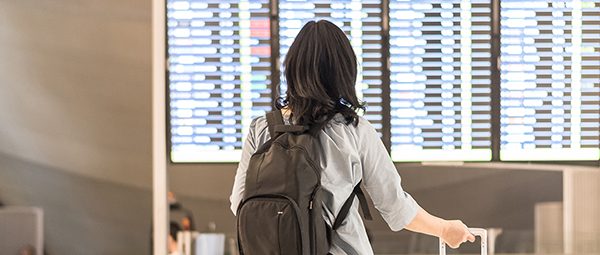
xmin=440 ymin=220 xmax=476 ymax=248
xmin=405 ymin=207 xmax=476 ymax=249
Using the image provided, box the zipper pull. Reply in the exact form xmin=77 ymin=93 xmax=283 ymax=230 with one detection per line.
xmin=309 ymin=200 xmax=313 ymax=210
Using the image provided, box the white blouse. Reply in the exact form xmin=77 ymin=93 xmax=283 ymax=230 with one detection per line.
xmin=230 ymin=113 xmax=419 ymax=255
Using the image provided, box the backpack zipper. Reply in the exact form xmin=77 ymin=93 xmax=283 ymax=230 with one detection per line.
xmin=309 ymin=202 xmax=315 ymax=254
xmin=308 ymin=185 xmax=320 ymax=254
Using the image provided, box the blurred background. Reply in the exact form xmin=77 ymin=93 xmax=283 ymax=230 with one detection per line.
xmin=0 ymin=0 xmax=598 ymax=254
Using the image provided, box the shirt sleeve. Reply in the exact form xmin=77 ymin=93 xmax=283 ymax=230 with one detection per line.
xmin=357 ymin=119 xmax=419 ymax=231
xmin=229 ymin=118 xmax=258 ymax=215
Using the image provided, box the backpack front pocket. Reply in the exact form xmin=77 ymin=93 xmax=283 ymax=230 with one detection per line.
xmin=238 ymin=196 xmax=304 ymax=255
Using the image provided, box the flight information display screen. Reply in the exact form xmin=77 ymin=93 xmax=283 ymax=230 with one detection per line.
xmin=278 ymin=0 xmax=385 ymax=133
xmin=165 ymin=0 xmax=599 ymax=163
xmin=167 ymin=0 xmax=271 ymax=162
xmin=500 ymin=0 xmax=600 ymax=161
xmin=389 ymin=1 xmax=493 ymax=161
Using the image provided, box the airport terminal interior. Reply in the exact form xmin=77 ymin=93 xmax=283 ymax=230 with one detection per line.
xmin=0 ymin=0 xmax=599 ymax=254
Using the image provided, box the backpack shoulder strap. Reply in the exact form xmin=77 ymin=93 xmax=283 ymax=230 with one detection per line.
xmin=266 ymin=110 xmax=285 ymax=138
xmin=332 ymin=180 xmax=373 ymax=230
xmin=353 ymin=184 xmax=373 ymax=220
xmin=266 ymin=110 xmax=309 ymax=137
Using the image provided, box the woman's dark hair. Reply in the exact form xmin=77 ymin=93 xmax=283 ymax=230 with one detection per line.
xmin=280 ymin=20 xmax=365 ymax=132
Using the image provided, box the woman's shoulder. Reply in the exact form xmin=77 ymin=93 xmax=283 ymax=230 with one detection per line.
xmin=322 ymin=114 xmax=379 ymax=149
xmin=250 ymin=115 xmax=269 ymax=137
xmin=356 ymin=115 xmax=379 ymax=135
xmin=251 ymin=109 xmax=290 ymax=127
xmin=250 ymin=115 xmax=268 ymax=127
xmin=329 ymin=113 xmax=377 ymax=133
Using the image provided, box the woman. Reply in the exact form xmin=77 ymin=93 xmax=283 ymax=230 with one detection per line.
xmin=230 ymin=20 xmax=475 ymax=254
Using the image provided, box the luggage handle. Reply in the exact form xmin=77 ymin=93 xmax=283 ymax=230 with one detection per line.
xmin=439 ymin=228 xmax=487 ymax=255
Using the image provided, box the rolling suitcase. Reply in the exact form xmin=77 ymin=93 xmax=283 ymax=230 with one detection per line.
xmin=439 ymin=228 xmax=487 ymax=255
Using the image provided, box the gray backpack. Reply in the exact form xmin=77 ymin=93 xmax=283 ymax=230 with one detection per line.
xmin=236 ymin=110 xmax=372 ymax=255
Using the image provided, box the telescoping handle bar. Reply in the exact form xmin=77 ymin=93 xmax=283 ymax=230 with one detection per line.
xmin=439 ymin=228 xmax=487 ymax=255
